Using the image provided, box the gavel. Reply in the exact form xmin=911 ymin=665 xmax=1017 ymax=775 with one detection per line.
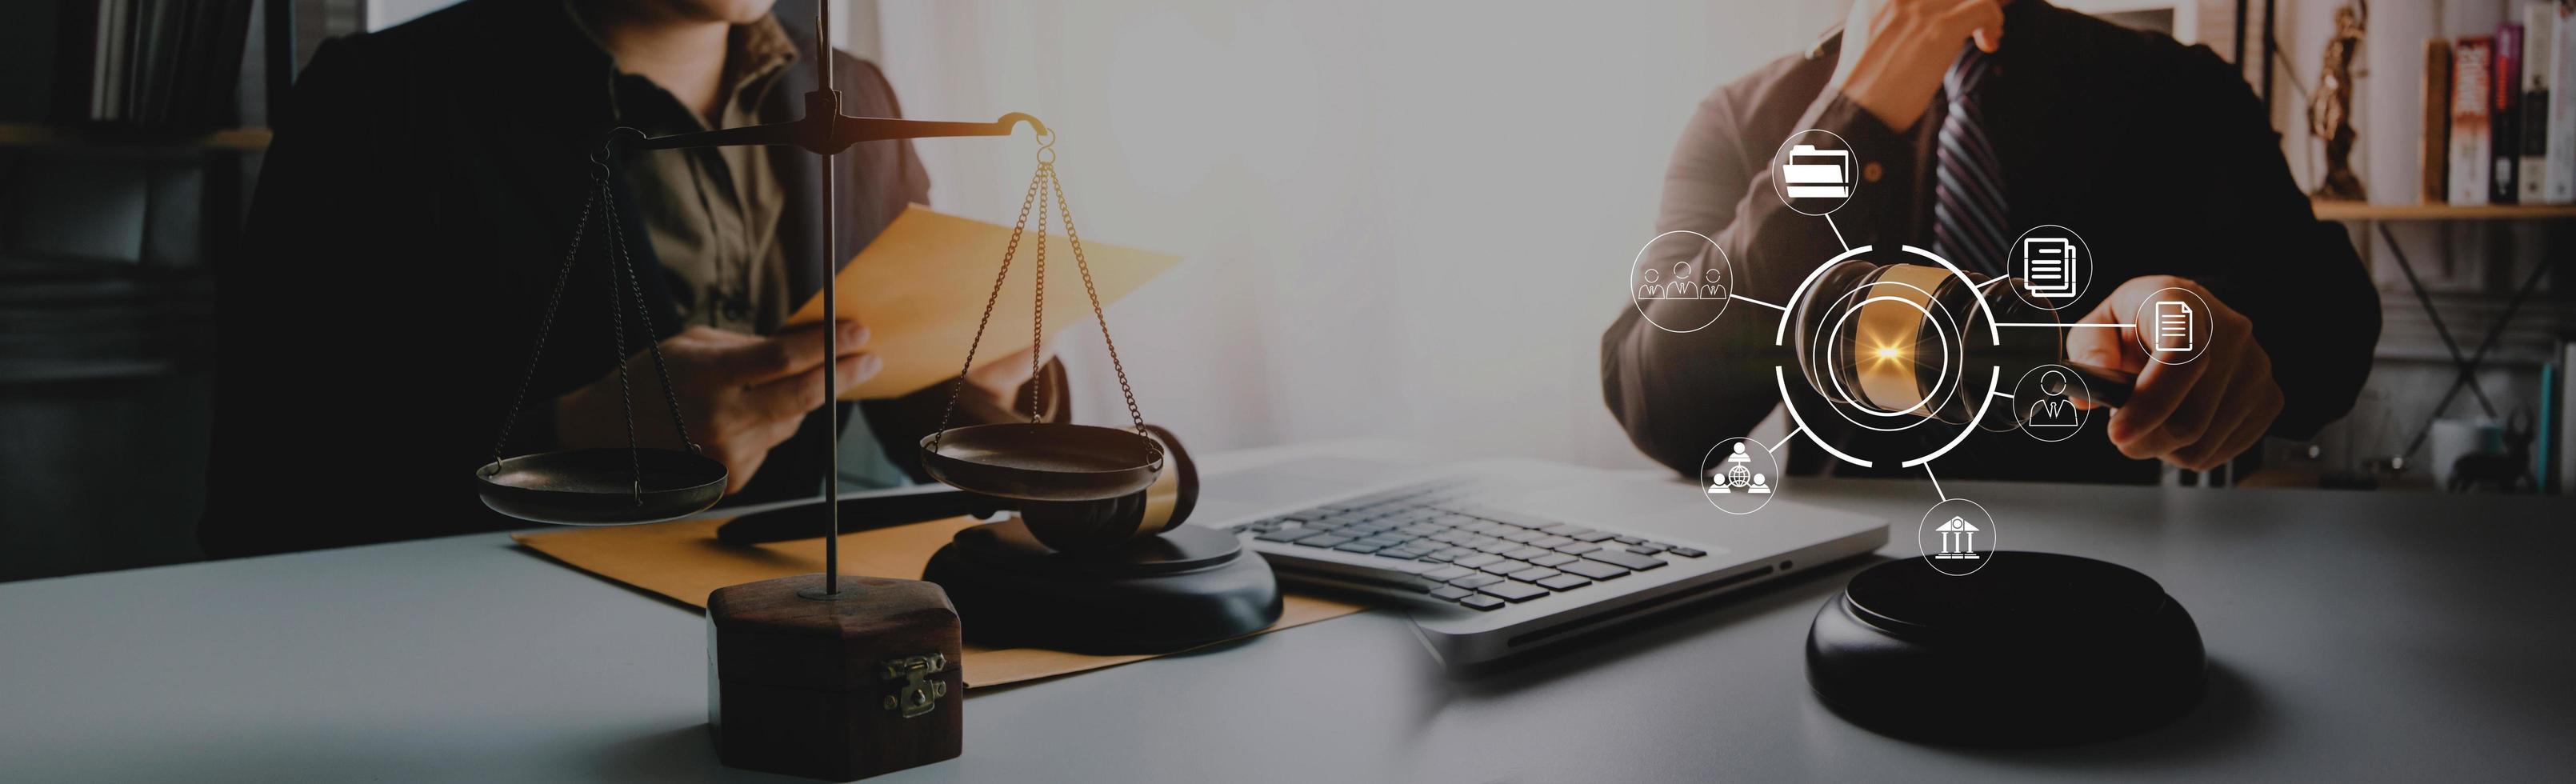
xmin=718 ymin=426 xmax=1199 ymax=553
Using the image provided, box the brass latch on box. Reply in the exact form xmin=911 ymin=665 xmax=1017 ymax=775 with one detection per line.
xmin=881 ymin=654 xmax=950 ymax=718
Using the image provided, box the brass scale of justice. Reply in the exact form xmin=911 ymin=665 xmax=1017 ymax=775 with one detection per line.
xmin=466 ymin=6 xmax=1277 ymax=778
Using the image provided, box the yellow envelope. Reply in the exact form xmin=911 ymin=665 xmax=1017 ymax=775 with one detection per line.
xmin=785 ymin=204 xmax=1182 ymax=399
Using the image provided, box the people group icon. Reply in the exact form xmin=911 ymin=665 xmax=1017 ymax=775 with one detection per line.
xmin=2026 ymin=369 xmax=2078 ymax=428
xmin=1706 ymin=442 xmax=1770 ymax=494
xmin=1639 ymin=259 xmax=1726 ymax=300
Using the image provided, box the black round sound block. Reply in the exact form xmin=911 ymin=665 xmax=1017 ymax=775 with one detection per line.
xmin=921 ymin=519 xmax=1282 ymax=654
xmin=1806 ymin=552 xmax=2205 ymax=746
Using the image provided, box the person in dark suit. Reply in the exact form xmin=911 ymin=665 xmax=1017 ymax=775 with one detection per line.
xmin=1602 ymin=0 xmax=2379 ymax=483
xmin=202 ymin=0 xmax=1054 ymax=558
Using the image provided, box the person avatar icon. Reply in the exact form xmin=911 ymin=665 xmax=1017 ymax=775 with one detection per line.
xmin=1707 ymin=472 xmax=1730 ymax=494
xmin=1702 ymin=266 xmax=1727 ymax=298
xmin=1726 ymin=442 xmax=1752 ymax=463
xmin=2027 ymin=369 xmax=2078 ymax=428
xmin=1748 ymin=473 xmax=1771 ymax=494
xmin=1662 ymin=261 xmax=1698 ymax=298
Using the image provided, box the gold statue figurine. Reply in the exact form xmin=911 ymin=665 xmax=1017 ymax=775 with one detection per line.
xmin=2310 ymin=0 xmax=2367 ymax=201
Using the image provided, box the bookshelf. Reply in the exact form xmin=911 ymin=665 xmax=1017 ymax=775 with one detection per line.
xmin=2312 ymin=201 xmax=2576 ymax=222
xmin=0 ymin=122 xmax=271 ymax=153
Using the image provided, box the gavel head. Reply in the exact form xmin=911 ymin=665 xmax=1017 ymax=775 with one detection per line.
xmin=1788 ymin=261 xmax=2063 ymax=430
xmin=1014 ymin=425 xmax=1199 ymax=553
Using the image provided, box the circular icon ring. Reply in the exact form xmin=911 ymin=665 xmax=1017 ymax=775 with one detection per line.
xmin=1917 ymin=498 xmax=1997 ymax=576
xmin=2005 ymin=225 xmax=2094 ymax=311
xmin=2011 ymin=363 xmax=2090 ymax=442
xmin=1627 ymin=230 xmax=1734 ymax=334
xmin=1771 ymin=129 xmax=1858 ymax=217
xmin=2129 ymin=286 xmax=2214 ymax=366
xmin=1698 ymin=437 xmax=1782 ymax=515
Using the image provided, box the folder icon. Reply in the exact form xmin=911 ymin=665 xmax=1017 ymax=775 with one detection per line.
xmin=1782 ymin=145 xmax=1850 ymax=198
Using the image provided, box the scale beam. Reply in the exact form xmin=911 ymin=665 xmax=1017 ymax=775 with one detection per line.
xmin=620 ymin=107 xmax=1046 ymax=156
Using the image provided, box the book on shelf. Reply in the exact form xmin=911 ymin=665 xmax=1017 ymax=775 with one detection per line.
xmin=2560 ymin=340 xmax=2576 ymax=494
xmin=49 ymin=0 xmax=255 ymax=134
xmin=2423 ymin=38 xmax=2454 ymax=203
xmin=2522 ymin=4 xmax=2555 ymax=205
xmin=2548 ymin=2 xmax=2576 ymax=204
xmin=2493 ymin=22 xmax=2524 ymax=205
xmin=2452 ymin=36 xmax=2494 ymax=206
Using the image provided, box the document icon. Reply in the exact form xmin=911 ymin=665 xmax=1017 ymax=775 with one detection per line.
xmin=2154 ymin=301 xmax=2192 ymax=353
xmin=1781 ymin=145 xmax=1851 ymax=198
xmin=2021 ymin=238 xmax=2075 ymax=298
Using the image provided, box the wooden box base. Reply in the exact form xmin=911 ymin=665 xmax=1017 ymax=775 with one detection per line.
xmin=708 ymin=574 xmax=963 ymax=781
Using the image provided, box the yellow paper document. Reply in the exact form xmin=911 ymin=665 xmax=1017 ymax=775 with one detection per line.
xmin=785 ymin=203 xmax=1182 ymax=399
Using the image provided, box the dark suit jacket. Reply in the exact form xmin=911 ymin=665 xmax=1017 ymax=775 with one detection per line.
xmin=202 ymin=0 xmax=1054 ymax=557
xmin=1602 ymin=1 xmax=2379 ymax=483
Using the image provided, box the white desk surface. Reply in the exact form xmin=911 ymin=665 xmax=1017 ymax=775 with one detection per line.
xmin=4 ymin=440 xmax=2572 ymax=782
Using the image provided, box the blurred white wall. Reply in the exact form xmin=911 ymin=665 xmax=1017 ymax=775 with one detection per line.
xmin=878 ymin=0 xmax=1842 ymax=468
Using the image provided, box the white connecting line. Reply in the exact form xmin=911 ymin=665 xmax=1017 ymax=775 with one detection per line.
xmin=1922 ymin=461 xmax=1946 ymax=502
xmin=1770 ymin=426 xmax=1801 ymax=453
xmin=1824 ymin=214 xmax=1850 ymax=251
xmin=1731 ymin=293 xmax=1786 ymax=311
xmin=1992 ymin=322 xmax=2134 ymax=328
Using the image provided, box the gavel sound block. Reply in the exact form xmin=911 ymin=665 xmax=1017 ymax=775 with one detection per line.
xmin=708 ymin=575 xmax=963 ymax=781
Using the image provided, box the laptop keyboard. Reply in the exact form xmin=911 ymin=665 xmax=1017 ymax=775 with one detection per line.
xmin=1227 ymin=478 xmax=1707 ymax=611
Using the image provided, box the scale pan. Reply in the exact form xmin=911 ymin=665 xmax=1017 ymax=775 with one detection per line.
xmin=921 ymin=423 xmax=1162 ymax=502
xmin=476 ymin=448 xmax=727 ymax=526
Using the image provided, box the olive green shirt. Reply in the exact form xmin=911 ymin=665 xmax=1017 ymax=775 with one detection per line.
xmin=569 ymin=6 xmax=909 ymax=490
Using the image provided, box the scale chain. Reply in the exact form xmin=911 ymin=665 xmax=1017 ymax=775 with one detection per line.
xmin=1045 ymin=160 xmax=1152 ymax=446
xmin=1027 ymin=166 xmax=1049 ymax=424
xmin=487 ymin=184 xmax=598 ymax=467
xmin=598 ymin=180 xmax=646 ymax=503
xmin=929 ymin=162 xmax=1047 ymax=452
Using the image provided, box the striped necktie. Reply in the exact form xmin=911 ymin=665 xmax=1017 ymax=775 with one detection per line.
xmin=1931 ymin=46 xmax=2008 ymax=276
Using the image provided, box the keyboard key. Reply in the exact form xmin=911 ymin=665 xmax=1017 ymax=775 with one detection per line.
xmin=1530 ymin=553 xmax=1578 ymax=567
xmin=1422 ymin=551 xmax=1458 ymax=562
xmin=1450 ymin=574 xmax=1503 ymax=589
xmin=1503 ymin=546 xmax=1552 ymax=561
xmin=1583 ymin=550 xmax=1668 ymax=571
xmin=1501 ymin=530 xmax=1542 ymax=543
xmin=1434 ymin=547 xmax=1474 ymax=559
xmin=1613 ymin=535 xmax=1645 ymax=546
xmin=1507 ymin=566 xmax=1560 ymax=582
xmin=1459 ymin=594 xmax=1507 ymax=611
xmin=1381 ymin=547 xmax=1431 ymax=560
xmin=1539 ymin=524 xmax=1593 ymax=536
xmin=1296 ymin=535 xmax=1354 ymax=549
xmin=1537 ymin=574 xmax=1594 ymax=590
xmin=1552 ymin=542 xmax=1602 ymax=555
xmin=1478 ymin=581 xmax=1549 ymax=602
xmin=1474 ymin=541 xmax=1521 ymax=554
xmin=1256 ymin=529 xmax=1323 ymax=542
xmin=1422 ymin=566 xmax=1475 ymax=582
xmin=1454 ymin=554 xmax=1503 ymax=568
xmin=1334 ymin=542 xmax=1386 ymax=554
xmin=1668 ymin=546 xmax=1707 ymax=558
xmin=1430 ymin=586 xmax=1474 ymax=601
xmin=1528 ymin=536 xmax=1574 ymax=549
xmin=1478 ymin=559 xmax=1532 ymax=575
xmin=1627 ymin=545 xmax=1665 ymax=556
xmin=1571 ymin=530 xmax=1618 ymax=542
xmin=1557 ymin=559 xmax=1630 ymax=580
xmin=1428 ymin=530 xmax=1469 ymax=544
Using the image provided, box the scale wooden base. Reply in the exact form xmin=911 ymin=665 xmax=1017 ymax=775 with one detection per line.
xmin=708 ymin=574 xmax=963 ymax=781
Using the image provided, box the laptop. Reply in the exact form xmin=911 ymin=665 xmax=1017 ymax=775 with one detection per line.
xmin=1186 ymin=454 xmax=1886 ymax=666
